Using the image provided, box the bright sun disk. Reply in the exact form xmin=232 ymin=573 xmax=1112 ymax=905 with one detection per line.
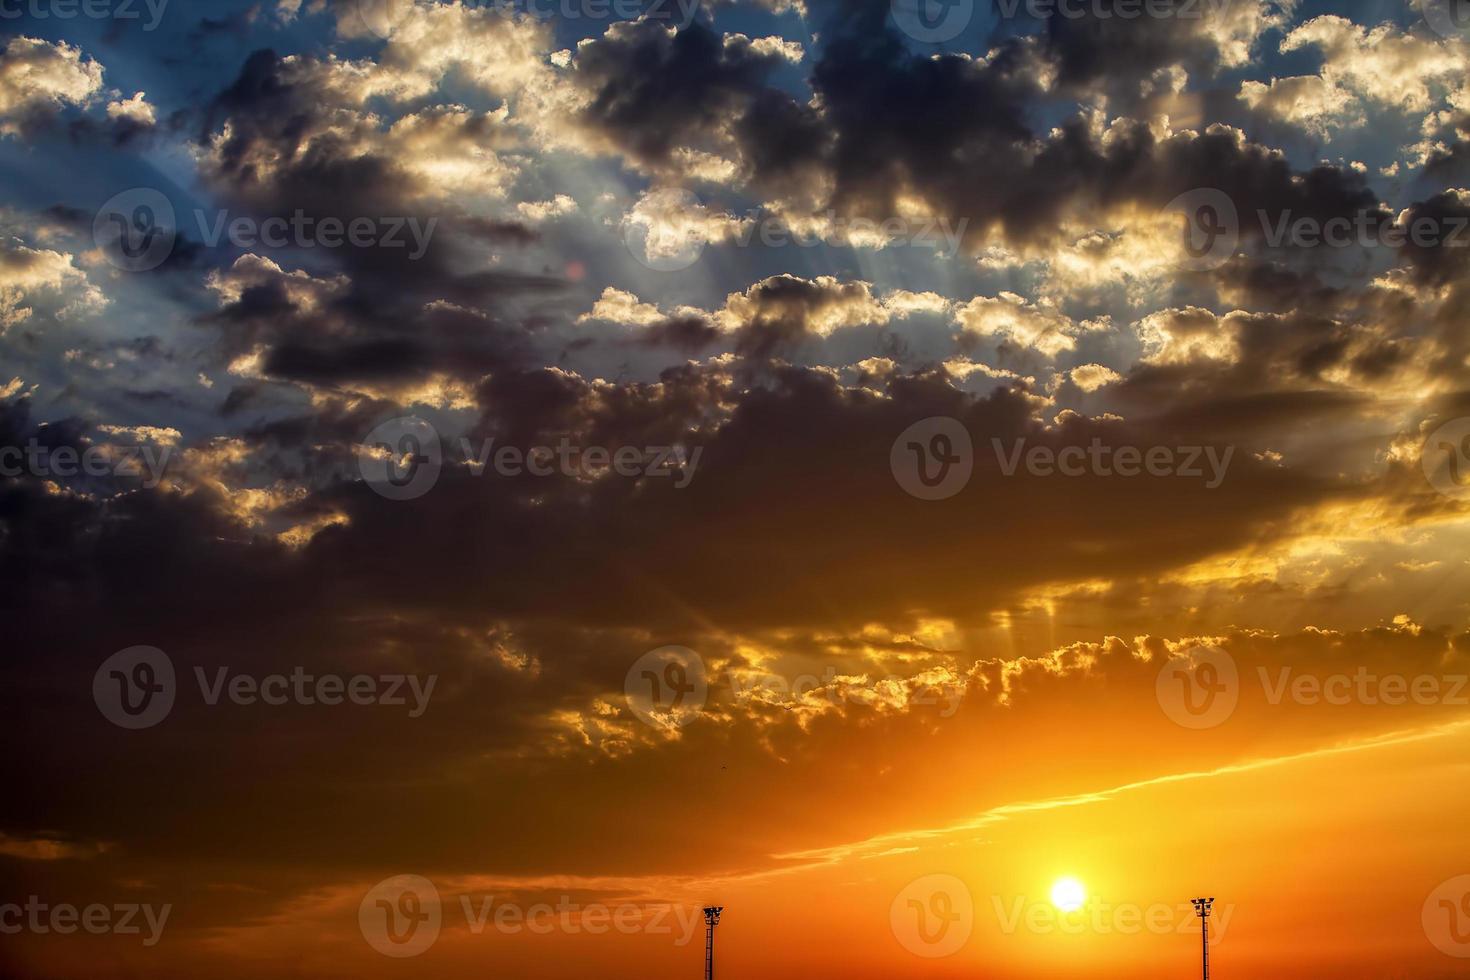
xmin=1051 ymin=877 xmax=1086 ymax=912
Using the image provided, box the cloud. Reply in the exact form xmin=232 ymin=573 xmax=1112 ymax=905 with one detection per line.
xmin=1239 ymin=74 xmax=1363 ymax=137
xmin=0 ymin=240 xmax=107 ymax=329
xmin=104 ymin=90 xmax=157 ymax=125
xmin=956 ymin=293 xmax=1107 ymax=358
xmin=1278 ymin=16 xmax=1468 ymax=115
xmin=0 ymin=37 xmax=103 ymax=136
xmin=1069 ymin=362 xmax=1122 ymax=391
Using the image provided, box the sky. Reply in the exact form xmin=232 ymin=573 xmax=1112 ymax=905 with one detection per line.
xmin=2 ymin=0 xmax=1470 ymax=975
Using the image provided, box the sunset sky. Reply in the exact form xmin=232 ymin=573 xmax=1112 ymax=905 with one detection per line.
xmin=3 ymin=0 xmax=1470 ymax=975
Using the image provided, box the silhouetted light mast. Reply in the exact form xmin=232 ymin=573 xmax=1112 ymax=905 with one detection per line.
xmin=1192 ymin=898 xmax=1215 ymax=980
xmin=702 ymin=907 xmax=723 ymax=980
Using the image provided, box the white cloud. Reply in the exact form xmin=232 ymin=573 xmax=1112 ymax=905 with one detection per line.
xmin=1069 ymin=363 xmax=1123 ymax=392
xmin=516 ymin=194 xmax=578 ymax=223
xmin=0 ymin=241 xmax=107 ymax=329
xmin=1278 ymin=17 xmax=1468 ymax=115
xmin=105 ymin=91 xmax=156 ymax=126
xmin=0 ymin=37 xmax=104 ymax=135
xmin=577 ymin=287 xmax=667 ymax=326
xmin=1239 ymin=74 xmax=1362 ymax=137
xmin=954 ymin=293 xmax=1108 ymax=358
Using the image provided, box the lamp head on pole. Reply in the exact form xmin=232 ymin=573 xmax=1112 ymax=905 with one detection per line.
xmin=1191 ymin=898 xmax=1215 ymax=918
xmin=703 ymin=907 xmax=723 ymax=927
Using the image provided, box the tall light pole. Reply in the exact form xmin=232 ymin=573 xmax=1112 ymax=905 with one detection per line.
xmin=702 ymin=906 xmax=723 ymax=980
xmin=1191 ymin=898 xmax=1215 ymax=980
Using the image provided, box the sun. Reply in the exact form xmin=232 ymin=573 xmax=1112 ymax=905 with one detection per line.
xmin=1050 ymin=877 xmax=1087 ymax=913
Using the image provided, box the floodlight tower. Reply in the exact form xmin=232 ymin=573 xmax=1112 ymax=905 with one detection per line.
xmin=1191 ymin=898 xmax=1215 ymax=980
xmin=702 ymin=907 xmax=723 ymax=980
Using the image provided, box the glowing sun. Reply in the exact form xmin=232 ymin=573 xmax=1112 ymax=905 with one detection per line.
xmin=1050 ymin=877 xmax=1086 ymax=912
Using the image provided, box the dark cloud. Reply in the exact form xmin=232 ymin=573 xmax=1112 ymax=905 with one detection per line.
xmin=637 ymin=315 xmax=721 ymax=352
xmin=573 ymin=21 xmax=802 ymax=168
